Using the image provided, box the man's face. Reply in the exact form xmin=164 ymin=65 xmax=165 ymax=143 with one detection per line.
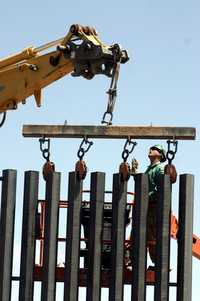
xmin=148 ymin=148 xmax=162 ymax=163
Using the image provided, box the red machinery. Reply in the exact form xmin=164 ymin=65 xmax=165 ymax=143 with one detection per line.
xmin=34 ymin=191 xmax=200 ymax=286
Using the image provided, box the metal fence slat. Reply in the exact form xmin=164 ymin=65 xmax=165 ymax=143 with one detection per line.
xmin=64 ymin=172 xmax=83 ymax=301
xmin=0 ymin=170 xmax=17 ymax=301
xmin=154 ymin=175 xmax=171 ymax=301
xmin=109 ymin=173 xmax=127 ymax=301
xmin=41 ymin=172 xmax=61 ymax=301
xmin=177 ymin=174 xmax=194 ymax=301
xmin=131 ymin=173 xmax=149 ymax=301
xmin=86 ymin=172 xmax=105 ymax=301
xmin=19 ymin=171 xmax=39 ymax=301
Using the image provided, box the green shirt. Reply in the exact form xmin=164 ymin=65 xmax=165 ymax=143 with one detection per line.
xmin=145 ymin=162 xmax=164 ymax=200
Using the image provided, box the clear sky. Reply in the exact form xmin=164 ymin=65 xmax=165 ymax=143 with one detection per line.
xmin=1 ymin=0 xmax=200 ymax=300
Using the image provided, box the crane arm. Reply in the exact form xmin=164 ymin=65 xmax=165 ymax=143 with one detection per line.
xmin=0 ymin=24 xmax=128 ymax=113
xmin=0 ymin=50 xmax=74 ymax=110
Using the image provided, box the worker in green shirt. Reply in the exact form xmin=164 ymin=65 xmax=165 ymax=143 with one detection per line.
xmin=145 ymin=144 xmax=166 ymax=266
xmin=125 ymin=144 xmax=177 ymax=270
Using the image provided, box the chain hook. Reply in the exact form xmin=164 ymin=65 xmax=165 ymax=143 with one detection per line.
xmin=39 ymin=136 xmax=51 ymax=161
xmin=166 ymin=138 xmax=178 ymax=164
xmin=101 ymin=50 xmax=120 ymax=126
xmin=101 ymin=111 xmax=113 ymax=126
xmin=122 ymin=138 xmax=137 ymax=162
xmin=77 ymin=137 xmax=94 ymax=160
xmin=119 ymin=138 xmax=137 ymax=182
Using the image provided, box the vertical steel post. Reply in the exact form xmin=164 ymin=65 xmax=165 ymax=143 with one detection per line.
xmin=0 ymin=169 xmax=17 ymax=301
xmin=86 ymin=172 xmax=105 ymax=301
xmin=154 ymin=175 xmax=171 ymax=301
xmin=131 ymin=173 xmax=149 ymax=301
xmin=19 ymin=171 xmax=39 ymax=301
xmin=41 ymin=172 xmax=61 ymax=301
xmin=64 ymin=172 xmax=83 ymax=301
xmin=109 ymin=173 xmax=127 ymax=301
xmin=177 ymin=174 xmax=194 ymax=301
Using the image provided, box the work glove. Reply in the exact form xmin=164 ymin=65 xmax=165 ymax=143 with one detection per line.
xmin=130 ymin=158 xmax=139 ymax=175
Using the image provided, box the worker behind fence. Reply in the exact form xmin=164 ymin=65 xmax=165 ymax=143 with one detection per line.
xmin=127 ymin=144 xmax=177 ymax=270
xmin=145 ymin=144 xmax=166 ymax=269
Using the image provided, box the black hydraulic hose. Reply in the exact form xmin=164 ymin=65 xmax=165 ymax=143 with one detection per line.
xmin=0 ymin=112 xmax=6 ymax=127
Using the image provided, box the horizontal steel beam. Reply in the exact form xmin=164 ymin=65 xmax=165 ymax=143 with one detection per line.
xmin=22 ymin=125 xmax=196 ymax=140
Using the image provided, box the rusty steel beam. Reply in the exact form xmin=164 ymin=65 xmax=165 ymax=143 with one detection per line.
xmin=22 ymin=125 xmax=196 ymax=140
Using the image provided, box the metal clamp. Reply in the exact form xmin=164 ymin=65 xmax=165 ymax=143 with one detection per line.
xmin=122 ymin=138 xmax=137 ymax=162
xmin=101 ymin=58 xmax=120 ymax=125
xmin=166 ymin=139 xmax=178 ymax=164
xmin=101 ymin=111 xmax=113 ymax=126
xmin=77 ymin=137 xmax=94 ymax=160
xmin=39 ymin=136 xmax=51 ymax=161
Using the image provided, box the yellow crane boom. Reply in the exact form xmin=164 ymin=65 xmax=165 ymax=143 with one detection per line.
xmin=0 ymin=24 xmax=128 ymax=117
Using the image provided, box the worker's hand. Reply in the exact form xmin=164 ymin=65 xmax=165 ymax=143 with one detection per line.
xmin=130 ymin=158 xmax=139 ymax=175
xmin=124 ymin=249 xmax=132 ymax=267
xmin=164 ymin=164 xmax=177 ymax=184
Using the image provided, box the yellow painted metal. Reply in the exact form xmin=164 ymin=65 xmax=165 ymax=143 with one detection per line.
xmin=34 ymin=89 xmax=42 ymax=107
xmin=60 ymin=25 xmax=105 ymax=48
xmin=0 ymin=24 xmax=107 ymax=113
xmin=0 ymin=51 xmax=74 ymax=112
xmin=0 ymin=47 xmax=37 ymax=70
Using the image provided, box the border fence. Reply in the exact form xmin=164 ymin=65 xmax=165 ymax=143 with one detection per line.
xmin=0 ymin=169 xmax=194 ymax=301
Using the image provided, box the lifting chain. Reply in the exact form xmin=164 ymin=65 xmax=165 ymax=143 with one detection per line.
xmin=166 ymin=139 xmax=178 ymax=165
xmin=101 ymin=45 xmax=121 ymax=125
xmin=39 ymin=137 xmax=55 ymax=181
xmin=75 ymin=137 xmax=93 ymax=180
xmin=119 ymin=138 xmax=137 ymax=182
xmin=164 ymin=139 xmax=178 ymax=184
